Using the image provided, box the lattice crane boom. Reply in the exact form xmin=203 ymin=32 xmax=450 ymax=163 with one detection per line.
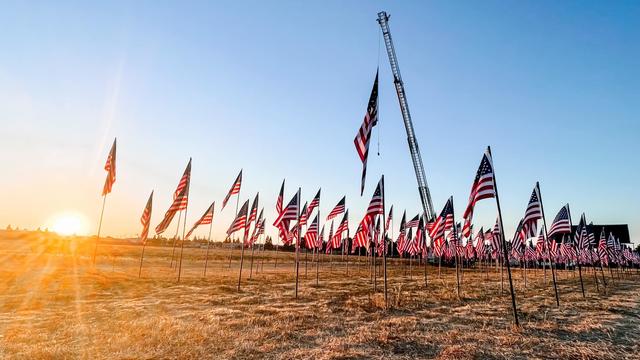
xmin=377 ymin=11 xmax=436 ymax=222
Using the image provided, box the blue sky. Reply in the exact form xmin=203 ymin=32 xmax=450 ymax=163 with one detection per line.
xmin=0 ymin=1 xmax=638 ymax=244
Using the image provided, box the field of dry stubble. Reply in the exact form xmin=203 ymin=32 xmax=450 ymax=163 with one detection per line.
xmin=0 ymin=237 xmax=639 ymax=359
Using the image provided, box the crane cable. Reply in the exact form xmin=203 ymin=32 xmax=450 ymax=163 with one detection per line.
xmin=377 ymin=27 xmax=382 ymax=157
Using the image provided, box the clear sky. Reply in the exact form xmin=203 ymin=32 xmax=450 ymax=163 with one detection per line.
xmin=1 ymin=1 xmax=638 ymax=245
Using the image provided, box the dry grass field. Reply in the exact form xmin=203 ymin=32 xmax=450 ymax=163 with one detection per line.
xmin=0 ymin=236 xmax=639 ymax=359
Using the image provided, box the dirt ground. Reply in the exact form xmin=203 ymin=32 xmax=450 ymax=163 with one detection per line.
xmin=0 ymin=238 xmax=638 ymax=359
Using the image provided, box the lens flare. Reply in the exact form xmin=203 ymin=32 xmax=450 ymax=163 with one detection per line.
xmin=48 ymin=212 xmax=89 ymax=236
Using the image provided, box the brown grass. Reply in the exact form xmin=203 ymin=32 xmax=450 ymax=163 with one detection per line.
xmin=0 ymin=237 xmax=639 ymax=359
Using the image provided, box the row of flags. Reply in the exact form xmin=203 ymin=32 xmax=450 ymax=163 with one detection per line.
xmin=99 ymin=137 xmax=638 ymax=270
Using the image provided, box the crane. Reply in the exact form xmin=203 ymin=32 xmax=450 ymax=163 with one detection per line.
xmin=377 ymin=11 xmax=436 ymax=222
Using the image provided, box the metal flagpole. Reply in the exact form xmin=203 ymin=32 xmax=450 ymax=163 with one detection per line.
xmin=381 ymin=175 xmax=388 ymax=308
xmin=93 ymin=194 xmax=107 ymax=265
xmin=177 ymin=201 xmax=190 ymax=282
xmin=237 ymin=223 xmax=248 ymax=291
xmin=316 ymin=203 xmax=321 ymax=286
xmin=204 ymin=219 xmax=213 ymax=276
xmin=295 ymin=188 xmax=301 ymax=299
xmin=488 ymin=146 xmax=519 ymax=326
xmin=138 ymin=239 xmax=147 ymax=278
xmin=170 ymin=211 xmax=182 ymax=269
xmin=568 ymin=205 xmax=585 ymax=298
xmin=451 ymin=199 xmax=461 ymax=300
xmin=228 ymin=190 xmax=241 ymax=269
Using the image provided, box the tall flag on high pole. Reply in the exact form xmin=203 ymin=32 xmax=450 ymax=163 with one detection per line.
xmin=186 ymin=202 xmax=215 ymax=239
xmin=222 ymin=170 xmax=242 ymax=210
xmin=102 ymin=138 xmax=117 ymax=196
xmin=140 ymin=191 xmax=153 ymax=244
xmin=354 ymin=70 xmax=379 ymax=195
xmin=462 ymin=149 xmax=496 ymax=237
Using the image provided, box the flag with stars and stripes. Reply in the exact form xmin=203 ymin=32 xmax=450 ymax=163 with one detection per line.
xmin=548 ymin=204 xmax=571 ymax=238
xmin=186 ymin=202 xmax=215 ymax=239
xmin=429 ymin=197 xmax=454 ymax=242
xmin=462 ymin=148 xmax=496 ymax=237
xmin=227 ymin=200 xmax=249 ymax=236
xmin=326 ymin=196 xmax=346 ymax=220
xmin=222 ymin=170 xmax=242 ymax=210
xmin=139 ymin=191 xmax=153 ymax=244
xmin=102 ymin=138 xmax=117 ymax=196
xmin=354 ymin=70 xmax=379 ymax=195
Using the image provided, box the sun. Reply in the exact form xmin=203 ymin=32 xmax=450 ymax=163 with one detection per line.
xmin=48 ymin=212 xmax=89 ymax=236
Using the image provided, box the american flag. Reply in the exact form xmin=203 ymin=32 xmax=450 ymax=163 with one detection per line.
xmin=276 ymin=179 xmax=285 ymax=215
xmin=102 ymin=138 xmax=117 ymax=196
xmin=385 ymin=205 xmax=393 ymax=233
xmin=318 ymin=225 xmax=325 ymax=249
xmin=273 ymin=191 xmax=300 ymax=227
xmin=548 ymin=204 xmax=571 ymax=238
xmin=428 ymin=197 xmax=454 ymax=241
xmin=535 ymin=228 xmax=545 ymax=258
xmin=250 ymin=218 xmax=266 ymax=246
xmin=405 ymin=214 xmax=420 ymax=229
xmin=326 ymin=221 xmax=334 ymax=254
xmin=474 ymin=227 xmax=485 ymax=260
xmin=305 ymin=215 xmax=319 ymax=249
xmin=597 ymin=228 xmax=608 ymax=263
xmin=396 ymin=211 xmax=407 ymax=252
xmin=299 ymin=202 xmax=309 ymax=226
xmin=575 ymin=214 xmax=588 ymax=250
xmin=326 ymin=196 xmax=345 ymax=220
xmin=222 ymin=170 xmax=242 ymax=210
xmin=306 ymin=189 xmax=321 ymax=218
xmin=523 ymin=185 xmax=542 ymax=226
xmin=248 ymin=208 xmax=264 ymax=246
xmin=332 ymin=210 xmax=349 ymax=249
xmin=511 ymin=219 xmax=525 ymax=257
xmin=352 ymin=220 xmax=368 ymax=253
xmin=525 ymin=241 xmax=537 ymax=262
xmin=249 ymin=193 xmax=259 ymax=224
xmin=462 ymin=149 xmax=496 ymax=237
xmin=140 ymin=191 xmax=153 ymax=244
xmin=227 ymin=200 xmax=249 ymax=236
xmin=171 ymin=159 xmax=192 ymax=211
xmin=186 ymin=202 xmax=215 ymax=238
xmin=366 ymin=177 xmax=385 ymax=219
xmin=549 ymin=238 xmax=558 ymax=259
xmin=154 ymin=179 xmax=191 ymax=235
xmin=354 ymin=71 xmax=379 ymax=195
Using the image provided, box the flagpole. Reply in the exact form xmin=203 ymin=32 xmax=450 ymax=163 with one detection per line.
xmin=93 ymin=194 xmax=107 ymax=265
xmin=381 ymin=175 xmax=388 ymax=308
xmin=568 ymin=205 xmax=585 ymax=298
xmin=138 ymin=239 xmax=147 ymax=278
xmin=316 ymin=202 xmax=321 ymax=287
xmin=237 ymin=224 xmax=247 ymax=291
xmin=488 ymin=146 xmax=519 ymax=326
xmin=295 ymin=188 xmax=301 ymax=299
xmin=170 ymin=211 xmax=182 ymax=269
xmin=204 ymin=217 xmax=213 ymax=277
xmin=177 ymin=200 xmax=190 ymax=282
xmin=451 ymin=199 xmax=461 ymax=300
